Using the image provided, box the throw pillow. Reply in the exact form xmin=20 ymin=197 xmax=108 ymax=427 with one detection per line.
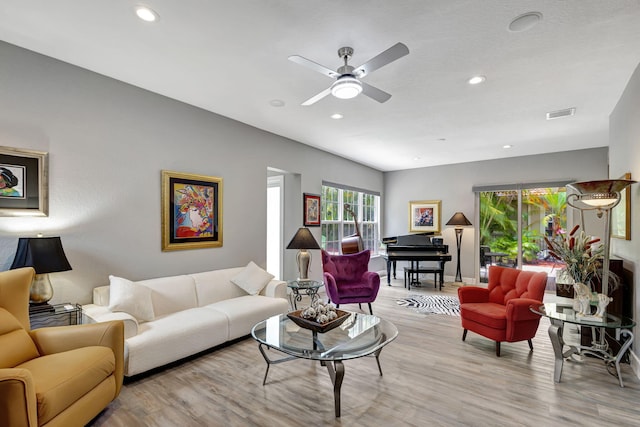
xmin=108 ymin=275 xmax=155 ymax=322
xmin=231 ymin=261 xmax=274 ymax=295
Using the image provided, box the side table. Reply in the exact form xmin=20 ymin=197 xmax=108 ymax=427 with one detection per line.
xmin=531 ymin=302 xmax=635 ymax=387
xmin=29 ymin=303 xmax=82 ymax=330
xmin=287 ymin=280 xmax=323 ymax=310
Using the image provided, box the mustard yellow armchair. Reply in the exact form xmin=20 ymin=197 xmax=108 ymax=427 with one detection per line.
xmin=0 ymin=267 xmax=124 ymax=427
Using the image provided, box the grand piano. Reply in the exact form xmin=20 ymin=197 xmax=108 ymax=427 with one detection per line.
xmin=381 ymin=234 xmax=452 ymax=289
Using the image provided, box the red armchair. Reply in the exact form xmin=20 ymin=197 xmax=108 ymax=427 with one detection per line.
xmin=458 ymin=265 xmax=547 ymax=356
xmin=321 ymin=249 xmax=380 ymax=314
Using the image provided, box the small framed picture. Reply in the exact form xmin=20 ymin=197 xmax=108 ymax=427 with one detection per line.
xmin=0 ymin=146 xmax=48 ymax=217
xmin=612 ymin=172 xmax=631 ymax=240
xmin=303 ymin=193 xmax=321 ymax=226
xmin=408 ymin=200 xmax=441 ymax=233
xmin=161 ymin=170 xmax=223 ymax=251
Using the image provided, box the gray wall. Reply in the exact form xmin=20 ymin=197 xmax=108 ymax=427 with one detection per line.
xmin=0 ymin=41 xmax=383 ymax=304
xmin=383 ymin=148 xmax=609 ymax=282
xmin=610 ymin=62 xmax=640 ymax=365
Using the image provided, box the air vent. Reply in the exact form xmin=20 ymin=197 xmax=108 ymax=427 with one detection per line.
xmin=546 ymin=108 xmax=576 ymax=120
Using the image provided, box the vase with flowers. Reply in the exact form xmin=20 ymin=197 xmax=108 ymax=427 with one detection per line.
xmin=545 ymin=224 xmax=615 ymax=318
xmin=545 ymin=224 xmax=603 ymax=287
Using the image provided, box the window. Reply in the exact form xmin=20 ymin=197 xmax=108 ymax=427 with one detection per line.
xmin=476 ymin=182 xmax=568 ymax=282
xmin=320 ymin=184 xmax=380 ymax=255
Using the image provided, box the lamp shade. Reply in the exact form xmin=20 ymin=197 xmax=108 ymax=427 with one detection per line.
xmin=568 ymin=179 xmax=637 ymax=208
xmin=286 ymin=227 xmax=321 ymax=250
xmin=446 ymin=212 xmax=472 ymax=227
xmin=11 ymin=237 xmax=72 ymax=274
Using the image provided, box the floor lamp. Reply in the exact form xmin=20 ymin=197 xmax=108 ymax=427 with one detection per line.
xmin=566 ymin=179 xmax=636 ymax=302
xmin=446 ymin=212 xmax=472 ymax=283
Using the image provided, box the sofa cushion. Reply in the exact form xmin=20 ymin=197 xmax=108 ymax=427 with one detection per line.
xmin=125 ymin=307 xmax=229 ymax=376
xmin=108 ymin=276 xmax=155 ymax=322
xmin=17 ymin=346 xmax=114 ymax=425
xmin=138 ymin=275 xmax=198 ymax=318
xmin=191 ymin=268 xmax=246 ymax=306
xmin=204 ymin=295 xmax=289 ymax=340
xmin=231 ymin=261 xmax=274 ymax=295
xmin=0 ymin=309 xmax=40 ymax=368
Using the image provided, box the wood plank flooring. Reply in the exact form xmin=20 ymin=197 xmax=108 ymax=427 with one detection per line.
xmin=89 ymin=278 xmax=640 ymax=426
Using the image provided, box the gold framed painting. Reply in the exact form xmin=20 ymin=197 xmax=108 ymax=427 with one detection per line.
xmin=408 ymin=200 xmax=441 ymax=233
xmin=612 ymin=172 xmax=631 ymax=240
xmin=0 ymin=146 xmax=48 ymax=217
xmin=161 ymin=170 xmax=223 ymax=251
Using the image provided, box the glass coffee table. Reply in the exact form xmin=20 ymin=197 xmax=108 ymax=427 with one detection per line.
xmin=251 ymin=312 xmax=398 ymax=417
xmin=531 ymin=302 xmax=635 ymax=387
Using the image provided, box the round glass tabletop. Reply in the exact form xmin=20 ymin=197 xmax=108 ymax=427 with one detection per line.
xmin=531 ymin=302 xmax=635 ymax=329
xmin=251 ymin=312 xmax=398 ymax=362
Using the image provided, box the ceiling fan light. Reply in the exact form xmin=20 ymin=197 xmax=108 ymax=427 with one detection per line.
xmin=331 ymin=76 xmax=362 ymax=99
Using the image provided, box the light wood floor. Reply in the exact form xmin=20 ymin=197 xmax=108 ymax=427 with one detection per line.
xmin=90 ymin=278 xmax=640 ymax=427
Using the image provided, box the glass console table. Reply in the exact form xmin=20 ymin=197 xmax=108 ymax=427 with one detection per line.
xmin=287 ymin=279 xmax=323 ymax=309
xmin=530 ymin=303 xmax=635 ymax=387
xmin=251 ymin=312 xmax=398 ymax=417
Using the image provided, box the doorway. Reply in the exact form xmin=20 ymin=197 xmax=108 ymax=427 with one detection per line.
xmin=266 ymin=175 xmax=284 ymax=279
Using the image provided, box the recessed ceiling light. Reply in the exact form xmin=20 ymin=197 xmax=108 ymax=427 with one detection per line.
xmin=135 ymin=6 xmax=159 ymax=22
xmin=437 ymin=138 xmax=447 ymax=142
xmin=468 ymin=75 xmax=486 ymax=85
xmin=509 ymin=12 xmax=543 ymax=32
xmin=269 ymin=99 xmax=285 ymax=107
xmin=503 ymin=144 xmax=513 ymax=149
xmin=330 ymin=113 xmax=343 ymax=119
xmin=413 ymin=157 xmax=422 ymax=161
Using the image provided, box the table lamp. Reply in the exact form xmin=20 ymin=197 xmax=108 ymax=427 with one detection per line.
xmin=10 ymin=236 xmax=72 ymax=311
xmin=286 ymin=227 xmax=320 ymax=281
xmin=446 ymin=212 xmax=472 ymax=283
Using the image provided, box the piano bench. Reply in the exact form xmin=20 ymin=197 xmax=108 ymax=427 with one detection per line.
xmin=404 ymin=267 xmax=444 ymax=291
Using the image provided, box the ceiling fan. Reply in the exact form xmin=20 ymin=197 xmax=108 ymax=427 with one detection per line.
xmin=288 ymin=42 xmax=409 ymax=106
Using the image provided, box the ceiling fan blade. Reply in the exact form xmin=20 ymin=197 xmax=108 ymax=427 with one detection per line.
xmin=353 ymin=42 xmax=409 ymax=78
xmin=361 ymin=82 xmax=392 ymax=103
xmin=288 ymin=55 xmax=339 ymax=79
xmin=301 ymin=87 xmax=332 ymax=106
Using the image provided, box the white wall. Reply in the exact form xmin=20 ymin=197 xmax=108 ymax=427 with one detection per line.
xmin=0 ymin=41 xmax=383 ymax=304
xmin=383 ymin=148 xmax=609 ymax=282
xmin=609 ymin=62 xmax=640 ymax=364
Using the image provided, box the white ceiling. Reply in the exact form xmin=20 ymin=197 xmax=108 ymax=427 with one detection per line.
xmin=1 ymin=1 xmax=639 ymax=172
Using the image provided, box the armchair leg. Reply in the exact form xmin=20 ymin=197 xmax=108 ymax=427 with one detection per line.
xmin=359 ymin=303 xmax=362 ymax=310
xmin=496 ymin=342 xmax=501 ymax=357
xmin=528 ymin=339 xmax=534 ymax=351
xmin=368 ymin=303 xmax=373 ymax=315
xmin=462 ymin=329 xmax=467 ymax=341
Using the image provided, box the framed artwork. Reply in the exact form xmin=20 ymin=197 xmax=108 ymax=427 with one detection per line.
xmin=408 ymin=200 xmax=441 ymax=233
xmin=0 ymin=146 xmax=48 ymax=217
xmin=303 ymin=193 xmax=321 ymax=226
xmin=612 ymin=172 xmax=631 ymax=240
xmin=161 ymin=170 xmax=223 ymax=251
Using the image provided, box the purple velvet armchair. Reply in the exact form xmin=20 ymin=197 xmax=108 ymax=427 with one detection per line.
xmin=321 ymin=249 xmax=380 ymax=314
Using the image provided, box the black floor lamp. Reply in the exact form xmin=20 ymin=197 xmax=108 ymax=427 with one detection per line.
xmin=446 ymin=212 xmax=472 ymax=283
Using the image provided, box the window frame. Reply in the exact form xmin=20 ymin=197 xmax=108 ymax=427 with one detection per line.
xmin=321 ymin=184 xmax=380 ymax=255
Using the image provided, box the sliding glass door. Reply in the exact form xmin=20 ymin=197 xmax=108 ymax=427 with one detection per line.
xmin=478 ymin=186 xmax=567 ymax=282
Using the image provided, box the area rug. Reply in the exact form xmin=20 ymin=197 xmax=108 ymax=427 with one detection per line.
xmin=396 ymin=294 xmax=460 ymax=316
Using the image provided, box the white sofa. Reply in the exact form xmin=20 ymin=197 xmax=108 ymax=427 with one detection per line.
xmin=83 ymin=265 xmax=289 ymax=377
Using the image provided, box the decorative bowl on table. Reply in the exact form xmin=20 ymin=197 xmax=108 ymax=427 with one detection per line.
xmin=287 ymin=309 xmax=351 ymax=333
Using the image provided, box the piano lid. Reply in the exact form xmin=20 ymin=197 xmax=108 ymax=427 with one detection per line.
xmin=382 ymin=232 xmax=434 ymax=245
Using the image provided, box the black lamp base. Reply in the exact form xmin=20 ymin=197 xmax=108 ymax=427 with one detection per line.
xmin=29 ymin=302 xmax=55 ymax=314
